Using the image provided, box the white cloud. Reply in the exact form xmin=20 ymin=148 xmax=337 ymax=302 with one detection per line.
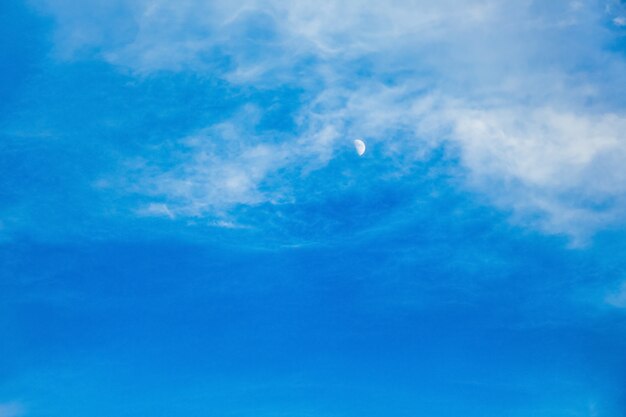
xmin=124 ymin=105 xmax=339 ymax=218
xmin=300 ymin=85 xmax=626 ymax=239
xmin=442 ymin=106 xmax=626 ymax=240
xmin=34 ymin=0 xmax=548 ymax=77
xmin=36 ymin=0 xmax=626 ymax=238
xmin=125 ymin=83 xmax=442 ymax=220
xmin=614 ymin=16 xmax=626 ymax=26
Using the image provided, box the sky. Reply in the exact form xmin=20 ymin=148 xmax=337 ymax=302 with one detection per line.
xmin=2 ymin=0 xmax=626 ymax=416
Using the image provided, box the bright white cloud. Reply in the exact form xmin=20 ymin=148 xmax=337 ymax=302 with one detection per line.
xmin=443 ymin=106 xmax=626 ymax=239
xmin=35 ymin=0 xmax=626 ymax=238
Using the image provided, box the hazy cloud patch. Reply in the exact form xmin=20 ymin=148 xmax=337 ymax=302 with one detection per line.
xmin=0 ymin=403 xmax=25 ymax=417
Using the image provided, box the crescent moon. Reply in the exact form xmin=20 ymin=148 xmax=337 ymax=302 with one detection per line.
xmin=353 ymin=139 xmax=366 ymax=156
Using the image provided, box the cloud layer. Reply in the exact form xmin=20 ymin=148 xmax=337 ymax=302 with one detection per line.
xmin=33 ymin=0 xmax=626 ymax=238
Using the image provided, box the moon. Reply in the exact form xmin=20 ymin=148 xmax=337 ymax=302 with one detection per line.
xmin=353 ymin=139 xmax=366 ymax=156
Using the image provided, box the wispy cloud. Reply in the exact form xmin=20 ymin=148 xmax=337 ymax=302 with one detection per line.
xmin=606 ymin=281 xmax=626 ymax=308
xmin=34 ymin=0 xmax=626 ymax=239
xmin=121 ymin=104 xmax=339 ymax=219
xmin=0 ymin=402 xmax=25 ymax=417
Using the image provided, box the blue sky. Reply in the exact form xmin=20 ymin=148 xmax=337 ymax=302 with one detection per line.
xmin=2 ymin=0 xmax=626 ymax=416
